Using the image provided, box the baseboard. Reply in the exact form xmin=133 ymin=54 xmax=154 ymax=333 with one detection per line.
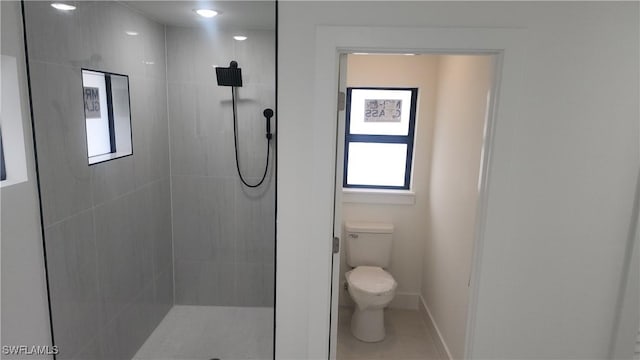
xmin=419 ymin=295 xmax=453 ymax=360
xmin=389 ymin=292 xmax=419 ymax=310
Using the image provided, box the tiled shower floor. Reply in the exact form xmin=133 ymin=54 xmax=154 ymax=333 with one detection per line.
xmin=133 ymin=305 xmax=273 ymax=360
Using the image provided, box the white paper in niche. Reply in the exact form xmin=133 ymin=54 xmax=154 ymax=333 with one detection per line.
xmin=1 ymin=55 xmax=29 ymax=188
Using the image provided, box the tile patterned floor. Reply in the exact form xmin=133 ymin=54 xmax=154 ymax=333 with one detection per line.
xmin=133 ymin=305 xmax=273 ymax=360
xmin=337 ymin=306 xmax=444 ymax=360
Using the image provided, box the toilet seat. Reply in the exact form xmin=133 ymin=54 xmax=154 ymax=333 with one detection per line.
xmin=346 ymin=266 xmax=396 ymax=295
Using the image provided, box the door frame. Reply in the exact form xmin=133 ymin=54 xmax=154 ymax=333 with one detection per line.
xmin=329 ymin=49 xmax=501 ymax=360
xmin=275 ymin=25 xmax=525 ymax=359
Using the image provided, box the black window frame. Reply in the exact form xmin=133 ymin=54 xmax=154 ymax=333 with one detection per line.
xmin=343 ymin=87 xmax=418 ymax=190
xmin=81 ymin=68 xmax=133 ymax=166
xmin=0 ymin=129 xmax=6 ymax=181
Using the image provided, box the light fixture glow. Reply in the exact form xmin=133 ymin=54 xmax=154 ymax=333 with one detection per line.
xmin=233 ymin=35 xmax=248 ymax=41
xmin=125 ymin=31 xmax=139 ymax=36
xmin=195 ymin=9 xmax=218 ymax=18
xmin=51 ymin=2 xmax=76 ymax=11
xmin=353 ymin=52 xmax=370 ymax=55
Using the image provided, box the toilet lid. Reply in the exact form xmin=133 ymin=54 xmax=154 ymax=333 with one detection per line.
xmin=347 ymin=266 xmax=396 ymax=294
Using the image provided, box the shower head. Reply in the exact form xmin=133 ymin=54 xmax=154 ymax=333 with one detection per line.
xmin=216 ymin=61 xmax=243 ymax=87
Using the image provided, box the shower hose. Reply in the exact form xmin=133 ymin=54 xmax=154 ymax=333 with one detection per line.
xmin=231 ymin=87 xmax=271 ymax=188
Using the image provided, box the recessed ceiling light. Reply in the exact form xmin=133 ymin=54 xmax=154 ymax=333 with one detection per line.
xmin=125 ymin=31 xmax=139 ymax=36
xmin=353 ymin=53 xmax=369 ymax=55
xmin=233 ymin=35 xmax=248 ymax=41
xmin=195 ymin=9 xmax=218 ymax=18
xmin=51 ymin=3 xmax=76 ymax=11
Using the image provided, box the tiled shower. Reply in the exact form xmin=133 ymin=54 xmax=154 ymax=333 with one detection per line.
xmin=21 ymin=1 xmax=276 ymax=359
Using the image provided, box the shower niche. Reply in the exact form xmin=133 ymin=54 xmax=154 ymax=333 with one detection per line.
xmin=81 ymin=69 xmax=133 ymax=165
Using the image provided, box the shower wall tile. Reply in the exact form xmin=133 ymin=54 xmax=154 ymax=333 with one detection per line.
xmin=165 ymin=27 xmax=198 ymax=84
xmin=70 ymin=337 xmax=102 ymax=360
xmin=264 ymin=263 xmax=275 ymax=306
xmin=235 ymin=177 xmax=276 ymax=264
xmin=174 ymin=259 xmax=236 ymax=306
xmin=167 ymin=24 xmax=276 ymax=307
xmin=236 ymin=262 xmax=273 ymax=307
xmin=29 ymin=61 xmax=92 ymax=226
xmin=142 ymin=21 xmax=167 ymax=81
xmin=22 ymin=1 xmax=84 ymax=66
xmin=153 ymin=269 xmax=174 ymax=315
xmin=77 ymin=2 xmax=118 ymax=70
xmin=91 ymin=155 xmax=136 ymax=206
xmin=146 ymin=179 xmax=173 ymax=275
xmin=172 ymin=176 xmax=236 ymax=262
xmin=99 ymin=284 xmax=157 ymax=360
xmin=94 ymin=192 xmax=155 ymax=325
xmin=44 ymin=211 xmax=100 ymax=359
xmin=166 ymin=27 xmax=235 ymax=85
xmin=131 ymin=78 xmax=170 ymax=187
xmin=23 ymin=2 xmax=173 ymax=358
xmin=168 ymin=82 xmax=237 ymax=178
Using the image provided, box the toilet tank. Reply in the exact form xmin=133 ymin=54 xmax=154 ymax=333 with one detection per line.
xmin=344 ymin=222 xmax=394 ymax=268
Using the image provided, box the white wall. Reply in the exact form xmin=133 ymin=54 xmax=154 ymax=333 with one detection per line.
xmin=0 ymin=1 xmax=52 ymax=358
xmin=340 ymin=54 xmax=439 ymax=309
xmin=421 ymin=55 xmax=494 ymax=360
xmin=277 ymin=2 xmax=639 ymax=359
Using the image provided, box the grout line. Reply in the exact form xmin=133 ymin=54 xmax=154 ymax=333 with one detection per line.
xmin=163 ymin=23 xmax=177 ymax=307
xmin=101 ymin=275 xmax=157 ymax=333
xmin=89 ymin=201 xmax=104 ymax=356
xmin=43 ymin=177 xmax=167 ymax=230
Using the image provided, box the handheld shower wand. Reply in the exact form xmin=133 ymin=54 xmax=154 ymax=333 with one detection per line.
xmin=215 ymin=61 xmax=273 ymax=188
xmin=264 ymin=108 xmax=273 ymax=140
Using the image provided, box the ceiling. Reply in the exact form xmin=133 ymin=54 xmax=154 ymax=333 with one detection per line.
xmin=121 ymin=1 xmax=276 ymax=30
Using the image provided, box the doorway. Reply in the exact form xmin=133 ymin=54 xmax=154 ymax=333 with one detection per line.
xmin=330 ymin=52 xmax=500 ymax=360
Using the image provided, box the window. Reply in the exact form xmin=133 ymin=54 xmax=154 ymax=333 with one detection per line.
xmin=343 ymin=87 xmax=418 ymax=190
xmin=1 ymin=130 xmax=6 ymax=181
xmin=1 ymin=55 xmax=28 ymax=187
xmin=81 ymin=69 xmax=132 ymax=165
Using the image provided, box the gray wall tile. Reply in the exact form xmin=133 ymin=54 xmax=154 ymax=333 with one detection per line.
xmin=44 ymin=211 xmax=100 ymax=359
xmin=146 ymin=179 xmax=173 ymax=276
xmin=29 ymin=61 xmax=92 ymax=226
xmin=24 ymin=2 xmax=173 ymax=358
xmin=167 ymin=25 xmax=276 ymax=308
xmin=171 ymin=176 xmax=236 ymax=263
xmin=71 ymin=337 xmax=102 ymax=360
xmin=236 ymin=262 xmax=272 ymax=307
xmin=94 ymin=192 xmax=155 ymax=325
xmin=153 ymin=270 xmax=174 ymax=314
xmin=91 ymin=155 xmax=135 ymax=206
xmin=99 ymin=284 xmax=157 ymax=360
xmin=22 ymin=1 xmax=83 ymax=66
xmin=174 ymin=259 xmax=236 ymax=306
xmin=235 ymin=174 xmax=276 ymax=264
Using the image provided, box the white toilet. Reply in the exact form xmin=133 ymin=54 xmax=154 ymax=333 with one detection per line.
xmin=344 ymin=222 xmax=397 ymax=342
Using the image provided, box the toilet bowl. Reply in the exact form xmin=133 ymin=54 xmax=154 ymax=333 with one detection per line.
xmin=346 ymin=265 xmax=397 ymax=342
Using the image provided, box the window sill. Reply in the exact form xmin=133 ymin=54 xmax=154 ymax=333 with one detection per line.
xmin=342 ymin=188 xmax=415 ymax=205
xmin=89 ymin=151 xmax=132 ymax=165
